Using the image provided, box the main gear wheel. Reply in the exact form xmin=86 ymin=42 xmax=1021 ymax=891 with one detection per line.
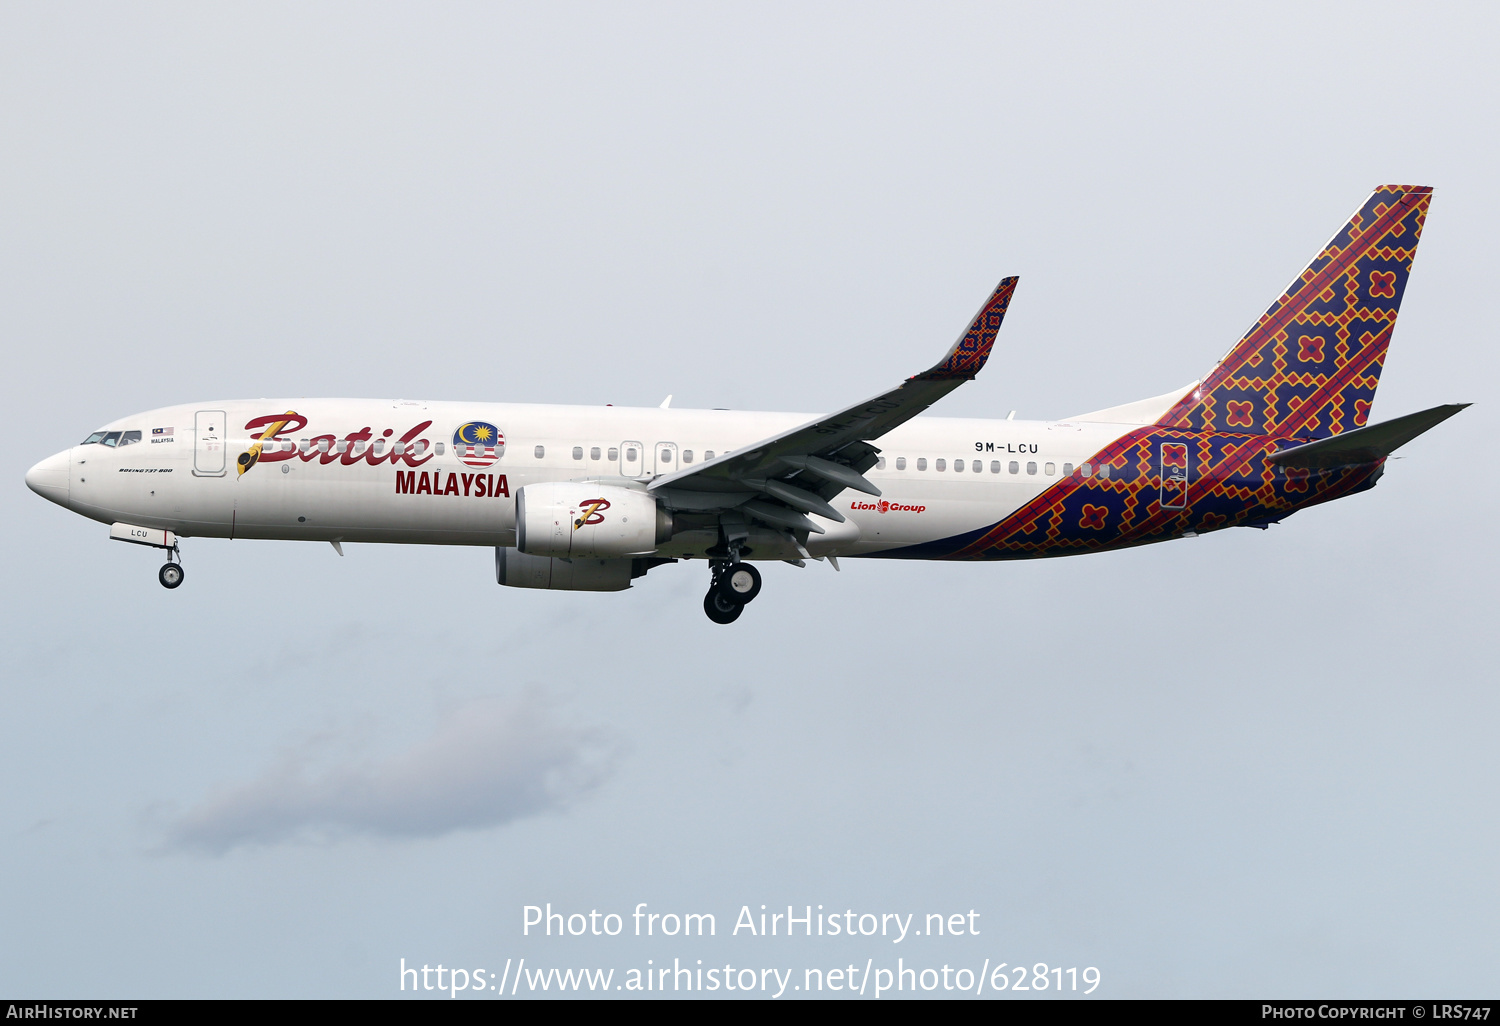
xmin=717 ymin=562 xmax=762 ymax=605
xmin=703 ymin=589 xmax=742 ymax=624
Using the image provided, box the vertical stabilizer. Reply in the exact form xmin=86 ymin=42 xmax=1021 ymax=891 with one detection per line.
xmin=1159 ymin=185 xmax=1432 ymax=438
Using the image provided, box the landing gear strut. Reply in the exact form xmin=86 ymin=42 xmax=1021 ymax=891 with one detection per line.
xmin=158 ymin=544 xmax=184 ymax=589
xmin=703 ymin=559 xmax=761 ymax=624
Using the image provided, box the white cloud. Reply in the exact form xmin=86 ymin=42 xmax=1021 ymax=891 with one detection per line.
xmin=163 ymin=694 xmax=615 ymax=854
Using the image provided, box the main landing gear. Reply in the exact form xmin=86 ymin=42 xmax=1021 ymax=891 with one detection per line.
xmin=158 ymin=546 xmax=184 ymax=589
xmin=703 ymin=560 xmax=762 ymax=624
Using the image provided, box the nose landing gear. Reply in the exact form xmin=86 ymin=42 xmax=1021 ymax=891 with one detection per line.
xmin=106 ymin=523 xmax=186 ymax=589
xmin=703 ymin=560 xmax=761 ymax=624
xmin=159 ymin=544 xmax=184 ymax=589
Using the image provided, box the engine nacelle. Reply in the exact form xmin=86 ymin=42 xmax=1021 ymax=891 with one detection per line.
xmin=495 ymin=547 xmax=635 ymax=592
xmin=516 ymin=482 xmax=671 ymax=559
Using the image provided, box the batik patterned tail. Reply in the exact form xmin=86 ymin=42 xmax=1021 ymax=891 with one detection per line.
xmin=1158 ymin=185 xmax=1432 ymax=439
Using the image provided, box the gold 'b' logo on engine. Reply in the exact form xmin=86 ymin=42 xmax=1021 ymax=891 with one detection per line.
xmin=573 ymin=499 xmax=610 ymax=530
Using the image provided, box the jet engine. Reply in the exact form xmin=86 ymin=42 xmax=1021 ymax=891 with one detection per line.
xmin=496 ymin=548 xmax=677 ymax=591
xmin=496 ymin=547 xmax=635 ymax=591
xmin=516 ymin=482 xmax=671 ymax=559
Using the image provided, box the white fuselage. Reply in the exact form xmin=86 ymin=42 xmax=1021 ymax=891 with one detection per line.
xmin=29 ymin=399 xmax=1136 ymax=560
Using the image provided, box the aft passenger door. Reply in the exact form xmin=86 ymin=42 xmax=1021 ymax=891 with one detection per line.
xmin=1159 ymin=441 xmax=1189 ymax=509
xmin=194 ymin=410 xmax=226 ymax=477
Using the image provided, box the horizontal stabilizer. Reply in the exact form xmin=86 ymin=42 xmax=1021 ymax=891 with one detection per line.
xmin=1268 ymin=403 xmax=1469 ymax=468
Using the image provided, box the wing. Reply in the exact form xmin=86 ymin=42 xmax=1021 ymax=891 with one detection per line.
xmin=648 ymin=277 xmax=1018 ymax=538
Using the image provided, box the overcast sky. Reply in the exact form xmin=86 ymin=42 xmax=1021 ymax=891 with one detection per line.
xmin=3 ymin=1 xmax=1497 ymax=999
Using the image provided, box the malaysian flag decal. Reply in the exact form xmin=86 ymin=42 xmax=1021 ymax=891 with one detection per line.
xmin=454 ymin=421 xmax=505 ymax=467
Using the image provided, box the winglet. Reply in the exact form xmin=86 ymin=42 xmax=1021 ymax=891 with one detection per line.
xmin=914 ymin=276 xmax=1019 ymax=382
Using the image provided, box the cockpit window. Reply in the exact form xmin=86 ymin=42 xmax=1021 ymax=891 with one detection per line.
xmin=101 ymin=432 xmax=122 ymax=447
xmin=81 ymin=431 xmax=108 ymax=445
xmin=118 ymin=430 xmax=142 ymax=446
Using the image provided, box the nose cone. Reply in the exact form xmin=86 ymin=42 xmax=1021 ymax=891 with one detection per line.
xmin=26 ymin=450 xmax=70 ymax=504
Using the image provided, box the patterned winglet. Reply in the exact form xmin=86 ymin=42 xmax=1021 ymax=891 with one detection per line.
xmin=916 ymin=276 xmax=1019 ymax=381
xmin=1158 ymin=185 xmax=1433 ymax=438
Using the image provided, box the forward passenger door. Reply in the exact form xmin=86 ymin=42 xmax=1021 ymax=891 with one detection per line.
xmin=194 ymin=410 xmax=226 ymax=477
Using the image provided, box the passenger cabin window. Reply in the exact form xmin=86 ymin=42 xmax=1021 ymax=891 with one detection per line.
xmin=572 ymin=446 xmax=584 ymax=460
xmin=1098 ymin=465 xmax=1111 ymax=479
xmin=1081 ymin=462 xmax=1093 ymax=477
xmin=990 ymin=460 xmax=1001 ymax=473
xmin=704 ymin=450 xmax=715 ymax=461
xmin=1063 ymin=463 xmax=1074 ymax=476
xmin=591 ymin=446 xmax=601 ymax=460
xmin=659 ymin=448 xmax=673 ymax=464
xmin=953 ymin=458 xmax=963 ymax=472
xmin=319 ymin=439 xmax=331 ymax=454
xmin=936 ymin=459 xmax=946 ymax=471
xmin=372 ymin=439 xmax=385 ymax=455
xmin=81 ymin=431 xmax=108 ymax=445
xmin=1045 ymin=462 xmax=1056 ymax=475
xmin=876 ymin=457 xmax=886 ymax=470
xmin=534 ymin=445 xmax=546 ymax=459
xmin=118 ymin=430 xmax=142 ymax=446
xmin=1027 ymin=461 xmax=1037 ymax=475
xmin=624 ymin=446 xmax=637 ymax=464
xmin=608 ymin=447 xmax=619 ymax=461
xmin=896 ymin=457 xmax=906 ymax=470
xmin=1008 ymin=461 xmax=1019 ymax=474
xmin=917 ymin=458 xmax=927 ymax=471
xmin=683 ymin=450 xmax=694 ymax=463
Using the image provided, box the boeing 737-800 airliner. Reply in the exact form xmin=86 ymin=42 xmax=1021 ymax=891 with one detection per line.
xmin=26 ymin=185 xmax=1466 ymax=622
